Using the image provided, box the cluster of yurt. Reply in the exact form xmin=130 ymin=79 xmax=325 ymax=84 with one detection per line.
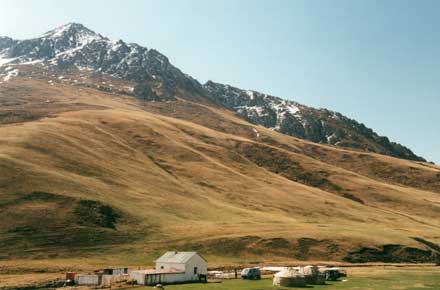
xmin=273 ymin=268 xmax=306 ymax=287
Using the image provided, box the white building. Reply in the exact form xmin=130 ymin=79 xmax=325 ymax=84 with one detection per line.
xmin=130 ymin=251 xmax=208 ymax=285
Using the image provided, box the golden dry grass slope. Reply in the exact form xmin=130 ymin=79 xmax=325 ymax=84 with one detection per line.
xmin=0 ymin=74 xmax=440 ymax=264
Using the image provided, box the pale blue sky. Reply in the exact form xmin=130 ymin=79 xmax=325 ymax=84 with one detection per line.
xmin=1 ymin=0 xmax=439 ymax=163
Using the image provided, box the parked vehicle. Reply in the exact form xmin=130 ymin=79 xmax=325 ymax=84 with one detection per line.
xmin=241 ymin=267 xmax=261 ymax=280
xmin=321 ymin=267 xmax=347 ymax=281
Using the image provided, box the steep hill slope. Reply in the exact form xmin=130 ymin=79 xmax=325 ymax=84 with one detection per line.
xmin=0 ymin=76 xmax=439 ymax=264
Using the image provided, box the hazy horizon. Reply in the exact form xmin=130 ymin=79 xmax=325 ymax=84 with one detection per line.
xmin=1 ymin=0 xmax=439 ymax=163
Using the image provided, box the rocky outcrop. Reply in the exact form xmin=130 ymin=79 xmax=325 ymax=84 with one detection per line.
xmin=0 ymin=37 xmax=17 ymax=50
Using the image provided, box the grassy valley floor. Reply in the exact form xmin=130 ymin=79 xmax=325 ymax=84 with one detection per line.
xmin=124 ymin=267 xmax=440 ymax=290
xmin=1 ymin=265 xmax=439 ymax=289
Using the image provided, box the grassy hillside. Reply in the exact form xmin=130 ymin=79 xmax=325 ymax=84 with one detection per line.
xmin=0 ymin=77 xmax=439 ymax=264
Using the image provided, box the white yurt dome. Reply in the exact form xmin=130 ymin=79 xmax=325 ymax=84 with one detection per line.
xmin=273 ymin=268 xmax=306 ymax=287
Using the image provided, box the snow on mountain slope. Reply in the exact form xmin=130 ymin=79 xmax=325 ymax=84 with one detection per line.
xmin=0 ymin=23 xmax=201 ymax=100
xmin=204 ymin=80 xmax=426 ymax=162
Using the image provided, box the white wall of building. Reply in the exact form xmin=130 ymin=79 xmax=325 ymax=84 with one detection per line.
xmin=74 ymin=274 xmax=100 ymax=285
xmin=130 ymin=272 xmax=189 ymax=285
xmin=155 ymin=262 xmax=185 ymax=271
xmin=184 ymin=254 xmax=208 ymax=278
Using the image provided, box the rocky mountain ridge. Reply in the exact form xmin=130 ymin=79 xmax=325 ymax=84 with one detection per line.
xmin=0 ymin=23 xmax=201 ymax=101
xmin=0 ymin=23 xmax=425 ymax=162
xmin=204 ymin=81 xmax=425 ymax=162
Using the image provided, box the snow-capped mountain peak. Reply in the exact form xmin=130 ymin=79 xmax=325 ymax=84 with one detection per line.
xmin=0 ymin=23 xmax=201 ymax=101
xmin=39 ymin=22 xmax=106 ymax=48
xmin=0 ymin=23 xmax=108 ymax=66
xmin=0 ymin=23 xmax=426 ymax=162
xmin=42 ymin=23 xmax=100 ymax=38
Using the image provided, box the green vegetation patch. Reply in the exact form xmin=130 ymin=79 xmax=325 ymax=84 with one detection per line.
xmin=0 ymin=191 xmax=145 ymax=259
xmin=74 ymin=199 xmax=120 ymax=229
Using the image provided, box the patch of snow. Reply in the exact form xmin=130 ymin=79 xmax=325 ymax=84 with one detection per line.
xmin=42 ymin=23 xmax=103 ymax=44
xmin=20 ymin=59 xmax=43 ymax=65
xmin=235 ymin=105 xmax=267 ymax=117
xmin=330 ymin=112 xmax=341 ymax=120
xmin=326 ymin=133 xmax=336 ymax=143
xmin=270 ymin=99 xmax=299 ymax=115
xmin=252 ymin=128 xmax=260 ymax=138
xmin=2 ymin=68 xmax=19 ymax=82
xmin=124 ymin=86 xmax=135 ymax=92
xmin=43 ymin=23 xmax=73 ymax=38
xmin=286 ymin=104 xmax=299 ymax=114
xmin=109 ymin=40 xmax=123 ymax=51
xmin=0 ymin=55 xmax=17 ymax=67
xmin=246 ymin=90 xmax=255 ymax=100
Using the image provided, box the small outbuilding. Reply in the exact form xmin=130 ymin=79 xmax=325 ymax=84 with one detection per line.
xmin=74 ymin=274 xmax=101 ymax=286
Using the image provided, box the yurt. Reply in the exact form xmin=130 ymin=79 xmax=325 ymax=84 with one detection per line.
xmin=273 ymin=268 xmax=306 ymax=287
xmin=301 ymin=265 xmax=326 ymax=285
